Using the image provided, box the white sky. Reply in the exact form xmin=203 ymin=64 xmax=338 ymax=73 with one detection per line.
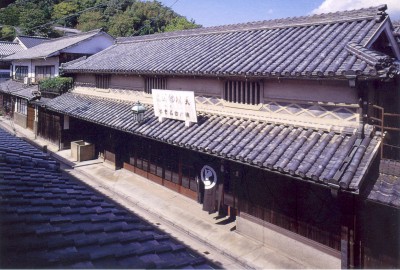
xmin=313 ymin=0 xmax=400 ymax=20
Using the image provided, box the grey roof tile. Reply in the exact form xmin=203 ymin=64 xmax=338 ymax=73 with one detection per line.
xmin=46 ymin=92 xmax=379 ymax=191
xmin=4 ymin=29 xmax=109 ymax=60
xmin=0 ymin=80 xmax=39 ymax=100
xmin=0 ymin=41 xmax=24 ymax=58
xmin=366 ymin=160 xmax=400 ymax=208
xmin=62 ymin=6 xmax=396 ymax=78
xmin=15 ymin=35 xmax=49 ymax=48
xmin=0 ymin=127 xmax=212 ymax=269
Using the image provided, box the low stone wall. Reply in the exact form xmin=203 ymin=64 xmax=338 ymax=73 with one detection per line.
xmin=14 ymin=112 xmax=27 ymax=128
xmin=236 ymin=215 xmax=340 ymax=269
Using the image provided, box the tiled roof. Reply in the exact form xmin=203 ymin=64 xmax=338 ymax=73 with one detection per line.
xmin=15 ymin=35 xmax=49 ymax=49
xmin=3 ymin=29 xmax=106 ymax=60
xmin=367 ymin=160 xmax=400 ymax=207
xmin=0 ymin=80 xmax=39 ymax=100
xmin=393 ymin=21 xmax=400 ymax=44
xmin=62 ymin=6 xmax=396 ymax=78
xmin=0 ymin=41 xmax=24 ymax=58
xmin=46 ymin=92 xmax=381 ymax=192
xmin=0 ymin=127 xmax=212 ymax=268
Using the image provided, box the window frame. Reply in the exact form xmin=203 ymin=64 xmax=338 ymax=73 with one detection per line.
xmin=95 ymin=74 xmax=111 ymax=89
xmin=145 ymin=77 xmax=167 ymax=94
xmin=14 ymin=65 xmax=28 ymax=81
xmin=35 ymin=65 xmax=55 ymax=81
xmin=16 ymin=98 xmax=27 ymax=115
xmin=224 ymin=80 xmax=262 ymax=105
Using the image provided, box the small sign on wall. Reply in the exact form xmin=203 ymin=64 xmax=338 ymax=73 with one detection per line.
xmin=152 ymin=89 xmax=197 ymax=126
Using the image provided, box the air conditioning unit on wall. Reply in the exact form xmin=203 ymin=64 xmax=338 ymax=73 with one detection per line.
xmin=23 ymin=77 xmax=31 ymax=85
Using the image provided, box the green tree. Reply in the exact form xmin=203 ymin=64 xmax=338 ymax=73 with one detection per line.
xmin=0 ymin=5 xmax=21 ymax=26
xmin=108 ymin=11 xmax=135 ymax=37
xmin=0 ymin=25 xmax=16 ymax=41
xmin=77 ymin=10 xmax=106 ymax=32
xmin=52 ymin=1 xmax=80 ymax=27
xmin=165 ymin=17 xmax=200 ymax=32
xmin=104 ymin=0 xmax=136 ymax=18
xmin=19 ymin=8 xmax=49 ymax=35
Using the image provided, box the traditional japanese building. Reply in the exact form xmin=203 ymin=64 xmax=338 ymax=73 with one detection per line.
xmin=0 ymin=29 xmax=115 ymax=136
xmin=34 ymin=5 xmax=400 ymax=268
xmin=0 ymin=41 xmax=23 ymax=80
xmin=0 ymin=127 xmax=213 ymax=269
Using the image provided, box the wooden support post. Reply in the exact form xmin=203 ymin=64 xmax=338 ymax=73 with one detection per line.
xmin=340 ymin=193 xmax=360 ymax=269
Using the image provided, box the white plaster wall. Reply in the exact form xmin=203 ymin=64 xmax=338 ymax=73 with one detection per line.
xmin=73 ymin=73 xmax=358 ymax=105
xmin=167 ymin=77 xmax=223 ymax=96
xmin=61 ymin=34 xmax=114 ymax=54
xmin=12 ymin=57 xmax=60 ymax=78
xmin=110 ymin=75 xmax=145 ymax=90
xmin=263 ymin=79 xmax=358 ymax=104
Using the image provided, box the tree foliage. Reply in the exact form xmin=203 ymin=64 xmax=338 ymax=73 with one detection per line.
xmin=0 ymin=25 xmax=16 ymax=41
xmin=165 ymin=17 xmax=199 ymax=32
xmin=77 ymin=11 xmax=107 ymax=32
xmin=0 ymin=0 xmax=201 ymax=40
xmin=52 ymin=2 xmax=80 ymax=27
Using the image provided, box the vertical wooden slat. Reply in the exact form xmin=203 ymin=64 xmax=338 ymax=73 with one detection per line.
xmin=242 ymin=81 xmax=246 ymax=104
xmin=249 ymin=81 xmax=253 ymax=105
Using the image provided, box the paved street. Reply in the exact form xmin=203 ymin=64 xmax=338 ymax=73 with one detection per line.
xmin=0 ymin=116 xmax=340 ymax=269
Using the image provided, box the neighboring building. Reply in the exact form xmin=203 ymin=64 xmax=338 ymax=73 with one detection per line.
xmin=0 ymin=127 xmax=213 ymax=269
xmin=21 ymin=5 xmax=400 ymax=268
xmin=0 ymin=36 xmax=48 ymax=81
xmin=0 ymin=29 xmax=115 ymax=136
xmin=3 ymin=29 xmax=114 ymax=83
xmin=13 ymin=35 xmax=49 ymax=49
xmin=0 ymin=41 xmax=23 ymax=81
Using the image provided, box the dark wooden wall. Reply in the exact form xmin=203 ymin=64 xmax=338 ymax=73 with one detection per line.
xmin=359 ymin=201 xmax=400 ymax=268
xmin=37 ymin=109 xmax=61 ymax=146
xmin=230 ymin=163 xmax=341 ymax=251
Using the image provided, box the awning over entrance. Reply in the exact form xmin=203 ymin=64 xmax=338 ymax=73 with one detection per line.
xmin=0 ymin=80 xmax=39 ymax=101
xmin=45 ymin=92 xmax=381 ymax=192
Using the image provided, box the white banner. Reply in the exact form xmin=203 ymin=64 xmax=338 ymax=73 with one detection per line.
xmin=152 ymin=89 xmax=197 ymax=123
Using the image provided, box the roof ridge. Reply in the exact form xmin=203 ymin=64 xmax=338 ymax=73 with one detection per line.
xmin=17 ymin=35 xmax=49 ymax=40
xmin=40 ymin=28 xmax=102 ymax=44
xmin=118 ymin=5 xmax=384 ymax=44
xmin=0 ymin=41 xmax=20 ymax=44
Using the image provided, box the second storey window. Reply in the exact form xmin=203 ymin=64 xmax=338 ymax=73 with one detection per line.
xmin=145 ymin=77 xmax=167 ymax=94
xmin=224 ymin=80 xmax=261 ymax=105
xmin=95 ymin=74 xmax=111 ymax=89
xmin=15 ymin=66 xmax=28 ymax=81
xmin=35 ymin=66 xmax=55 ymax=80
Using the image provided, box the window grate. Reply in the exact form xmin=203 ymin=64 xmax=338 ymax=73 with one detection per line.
xmin=145 ymin=77 xmax=167 ymax=94
xmin=224 ymin=80 xmax=261 ymax=105
xmin=95 ymin=74 xmax=111 ymax=89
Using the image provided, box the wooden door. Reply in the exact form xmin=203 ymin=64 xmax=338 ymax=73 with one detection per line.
xmin=27 ymin=105 xmax=35 ymax=130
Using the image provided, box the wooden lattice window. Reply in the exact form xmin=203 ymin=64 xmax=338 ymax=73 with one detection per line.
xmin=224 ymin=80 xmax=261 ymax=105
xmin=145 ymin=77 xmax=166 ymax=94
xmin=95 ymin=74 xmax=111 ymax=89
